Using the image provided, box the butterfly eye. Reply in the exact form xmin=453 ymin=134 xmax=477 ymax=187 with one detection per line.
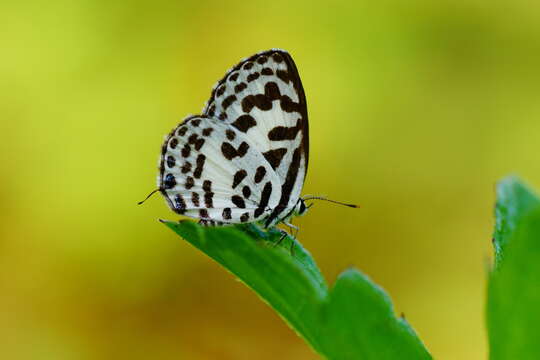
xmin=299 ymin=200 xmax=307 ymax=215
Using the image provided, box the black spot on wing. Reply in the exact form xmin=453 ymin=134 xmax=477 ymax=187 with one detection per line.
xmin=204 ymin=192 xmax=214 ymax=208
xmin=202 ymin=127 xmax=214 ymax=136
xmin=193 ymin=154 xmax=205 ymax=179
xmin=185 ymin=176 xmax=195 ymax=189
xmin=216 ymin=86 xmax=225 ymax=97
xmin=272 ymin=53 xmax=284 ymax=63
xmin=240 ymin=212 xmax=249 ymax=222
xmin=166 ymin=156 xmax=175 ymax=168
xmin=164 ymin=174 xmax=176 ymax=189
xmin=240 ymin=81 xmax=300 ymax=115
xmin=280 ymin=95 xmax=301 ymax=113
xmin=247 ymin=73 xmax=260 ymax=82
xmin=263 ymin=148 xmax=287 ymax=170
xmin=174 ymin=194 xmax=186 ymax=214
xmin=254 ymin=166 xmax=266 ymax=183
xmin=234 ymin=82 xmax=247 ymax=93
xmin=265 ymin=82 xmax=280 ymax=99
xmin=181 ymin=161 xmax=192 ymax=174
xmin=233 ymin=170 xmax=247 ymax=189
xmin=242 ymin=186 xmax=251 ymax=198
xmin=254 ymin=182 xmax=272 ymax=218
xmin=181 ymin=144 xmax=191 ymax=158
xmin=222 ymin=95 xmax=237 ymax=109
xmin=276 ymin=69 xmax=290 ymax=84
xmin=231 ymin=195 xmax=246 ymax=208
xmin=191 ymin=192 xmax=200 ymax=207
xmin=226 ymin=129 xmax=236 ymax=140
xmin=221 ymin=142 xmax=249 ymax=160
xmin=268 ymin=119 xmax=302 ymax=141
xmin=231 ymin=115 xmax=256 ymax=133
xmin=241 ymin=94 xmax=272 ymax=113
xmin=177 ymin=127 xmax=188 ymax=136
xmin=207 ymin=104 xmax=216 ymax=116
xmin=221 ymin=143 xmax=236 ymax=160
xmin=194 ymin=138 xmax=205 ymax=151
xmin=188 ymin=134 xmax=198 ymax=144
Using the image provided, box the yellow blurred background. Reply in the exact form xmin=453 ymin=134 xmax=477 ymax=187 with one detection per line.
xmin=2 ymin=0 xmax=540 ymax=359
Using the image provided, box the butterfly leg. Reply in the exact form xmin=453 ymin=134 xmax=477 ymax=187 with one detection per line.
xmin=283 ymin=222 xmax=299 ymax=239
xmin=273 ymin=227 xmax=296 ymax=253
xmin=274 ymin=229 xmax=289 ymax=247
xmin=283 ymin=221 xmax=300 ymax=255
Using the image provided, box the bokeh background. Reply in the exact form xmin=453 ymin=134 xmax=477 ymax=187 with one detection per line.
xmin=2 ymin=0 xmax=540 ymax=359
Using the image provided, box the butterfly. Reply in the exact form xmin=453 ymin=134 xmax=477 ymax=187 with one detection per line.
xmin=141 ymin=49 xmax=355 ymax=237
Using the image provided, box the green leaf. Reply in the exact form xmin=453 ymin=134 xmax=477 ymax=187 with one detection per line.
xmin=488 ymin=176 xmax=540 ymax=359
xmin=163 ymin=220 xmax=431 ymax=359
xmin=492 ymin=175 xmax=540 ymax=267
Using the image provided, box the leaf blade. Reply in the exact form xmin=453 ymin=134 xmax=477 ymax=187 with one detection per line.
xmin=164 ymin=221 xmax=327 ymax=353
xmin=164 ymin=220 xmax=431 ymax=359
xmin=492 ymin=176 xmax=540 ymax=267
xmin=322 ymin=269 xmax=431 ymax=359
xmin=488 ymin=177 xmax=540 ymax=359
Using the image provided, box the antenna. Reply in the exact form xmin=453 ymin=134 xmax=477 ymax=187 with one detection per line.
xmin=138 ymin=188 xmax=160 ymax=205
xmin=302 ymin=195 xmax=358 ymax=208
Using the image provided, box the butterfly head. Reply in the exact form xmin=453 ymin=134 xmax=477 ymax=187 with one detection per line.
xmin=294 ymin=198 xmax=310 ymax=217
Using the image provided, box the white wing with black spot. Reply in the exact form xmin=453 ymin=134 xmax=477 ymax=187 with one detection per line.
xmin=159 ymin=115 xmax=282 ymax=224
xmin=203 ymin=49 xmax=309 ymax=226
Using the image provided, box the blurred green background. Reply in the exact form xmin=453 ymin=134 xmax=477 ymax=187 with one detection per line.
xmin=2 ymin=0 xmax=540 ymax=359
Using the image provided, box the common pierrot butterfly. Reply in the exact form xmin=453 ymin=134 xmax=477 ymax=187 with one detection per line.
xmin=140 ymin=49 xmax=356 ymax=237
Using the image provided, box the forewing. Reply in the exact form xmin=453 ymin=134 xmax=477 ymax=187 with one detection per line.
xmin=159 ymin=116 xmax=281 ymax=224
xmin=203 ymin=49 xmax=309 ymax=215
